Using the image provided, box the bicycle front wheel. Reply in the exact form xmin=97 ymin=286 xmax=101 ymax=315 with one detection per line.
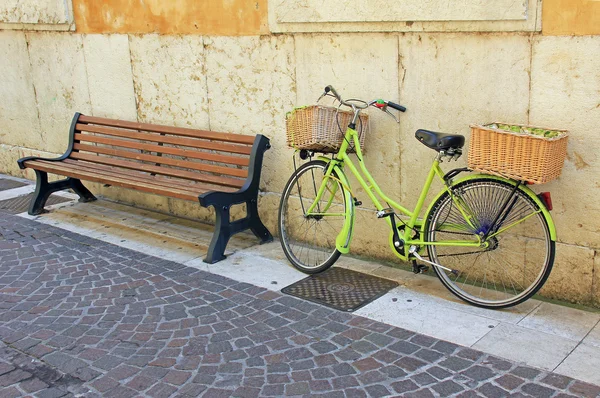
xmin=425 ymin=178 xmax=555 ymax=309
xmin=278 ymin=160 xmax=347 ymax=274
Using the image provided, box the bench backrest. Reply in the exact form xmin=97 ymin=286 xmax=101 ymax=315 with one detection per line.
xmin=71 ymin=114 xmax=259 ymax=191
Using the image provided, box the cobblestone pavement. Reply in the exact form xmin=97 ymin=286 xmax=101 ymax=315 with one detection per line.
xmin=0 ymin=212 xmax=599 ymax=398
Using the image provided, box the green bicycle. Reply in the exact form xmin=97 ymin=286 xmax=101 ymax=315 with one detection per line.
xmin=278 ymin=85 xmax=555 ymax=309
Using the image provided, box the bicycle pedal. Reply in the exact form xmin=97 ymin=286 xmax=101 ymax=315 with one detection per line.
xmin=412 ymin=261 xmax=429 ymax=274
xmin=376 ymin=208 xmax=395 ymax=218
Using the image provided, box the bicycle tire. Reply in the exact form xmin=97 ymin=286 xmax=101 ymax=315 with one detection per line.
xmin=425 ymin=177 xmax=555 ymax=309
xmin=278 ymin=160 xmax=346 ymax=274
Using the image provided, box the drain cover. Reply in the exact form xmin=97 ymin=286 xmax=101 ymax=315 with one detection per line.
xmin=0 ymin=179 xmax=27 ymax=191
xmin=0 ymin=194 xmax=73 ymax=214
xmin=282 ymin=267 xmax=398 ymax=312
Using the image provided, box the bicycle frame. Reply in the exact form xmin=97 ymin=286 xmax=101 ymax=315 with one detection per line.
xmin=306 ymin=125 xmax=482 ymax=261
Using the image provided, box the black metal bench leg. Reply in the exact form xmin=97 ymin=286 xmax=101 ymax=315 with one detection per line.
xmin=204 ymin=206 xmax=231 ymax=264
xmin=29 ymin=170 xmax=53 ymax=215
xmin=28 ymin=172 xmax=97 ymax=215
xmin=69 ymin=178 xmax=97 ymax=203
xmin=248 ymin=198 xmax=273 ymax=243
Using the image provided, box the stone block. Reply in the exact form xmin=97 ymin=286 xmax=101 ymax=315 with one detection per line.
xmin=0 ymin=31 xmax=42 ymax=149
xmin=205 ymin=35 xmax=296 ymax=194
xmin=0 ymin=0 xmax=70 ymax=24
xmin=268 ymin=0 xmax=540 ymax=33
xmin=530 ymin=36 xmax=600 ymax=248
xmin=83 ymin=34 xmax=137 ymax=120
xmin=129 ymin=34 xmax=209 ymax=128
xmin=274 ymin=0 xmax=527 ymax=23
xmin=398 ymin=33 xmax=530 ymax=206
xmin=0 ymin=145 xmax=61 ymax=179
xmin=539 ymin=242 xmax=594 ymax=305
xmin=26 ymin=32 xmax=92 ymax=154
xmin=294 ymin=33 xmax=402 ymax=259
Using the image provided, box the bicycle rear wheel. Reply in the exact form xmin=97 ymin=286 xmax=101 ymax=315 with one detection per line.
xmin=278 ymin=160 xmax=347 ymax=274
xmin=425 ymin=178 xmax=554 ymax=309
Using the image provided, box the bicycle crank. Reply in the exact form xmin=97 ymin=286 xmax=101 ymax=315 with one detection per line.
xmin=409 ymin=246 xmax=460 ymax=276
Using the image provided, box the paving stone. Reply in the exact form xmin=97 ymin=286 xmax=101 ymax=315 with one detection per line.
xmin=395 ymin=356 xmax=428 ymax=372
xmin=413 ymin=372 xmax=437 ymax=386
xmin=461 ymin=365 xmax=497 ymax=382
xmin=0 ymin=386 xmax=22 ymax=398
xmin=495 ymin=374 xmax=525 ymax=390
xmin=439 ymin=356 xmax=474 ymax=372
xmin=36 ymin=387 xmax=69 ymax=398
xmin=0 ymin=369 xmax=32 ymax=386
xmin=285 ymin=382 xmax=310 ymax=396
xmin=365 ymin=384 xmax=391 ymax=398
xmin=521 ymin=383 xmax=557 ymax=398
xmin=568 ymin=381 xmax=600 ymax=398
xmin=0 ymin=363 xmax=15 ymax=376
xmin=432 ymin=380 xmax=465 ymax=396
xmin=478 ymin=382 xmax=508 ymax=397
xmin=391 ymin=379 xmax=419 ymax=393
xmin=511 ymin=366 xmax=541 ymax=380
xmin=20 ymin=377 xmax=50 ymax=392
xmin=389 ymin=341 xmax=420 ymax=354
xmin=541 ymin=373 xmax=573 ymax=390
xmin=414 ymin=348 xmax=445 ymax=362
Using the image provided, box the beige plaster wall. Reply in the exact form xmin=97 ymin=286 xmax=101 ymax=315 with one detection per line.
xmin=0 ymin=30 xmax=599 ymax=306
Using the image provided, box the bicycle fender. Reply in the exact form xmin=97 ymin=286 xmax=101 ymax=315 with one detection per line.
xmin=317 ymin=156 xmax=355 ymax=254
xmin=426 ymin=174 xmax=556 ymax=241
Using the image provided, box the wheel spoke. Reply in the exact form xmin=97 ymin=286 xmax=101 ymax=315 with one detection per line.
xmin=426 ymin=179 xmax=553 ymax=308
xmin=278 ymin=161 xmax=346 ymax=273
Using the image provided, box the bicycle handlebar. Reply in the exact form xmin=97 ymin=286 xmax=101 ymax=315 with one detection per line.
xmin=387 ymin=101 xmax=407 ymax=113
xmin=322 ymin=85 xmax=407 ymax=114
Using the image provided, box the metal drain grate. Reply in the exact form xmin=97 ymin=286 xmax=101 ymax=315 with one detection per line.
xmin=0 ymin=194 xmax=73 ymax=214
xmin=0 ymin=179 xmax=27 ymax=191
xmin=282 ymin=267 xmax=398 ymax=312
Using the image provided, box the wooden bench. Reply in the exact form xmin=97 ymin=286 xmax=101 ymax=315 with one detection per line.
xmin=17 ymin=113 xmax=273 ymax=263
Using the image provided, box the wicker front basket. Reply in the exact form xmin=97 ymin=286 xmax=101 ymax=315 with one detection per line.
xmin=286 ymin=105 xmax=369 ymax=153
xmin=468 ymin=123 xmax=569 ymax=184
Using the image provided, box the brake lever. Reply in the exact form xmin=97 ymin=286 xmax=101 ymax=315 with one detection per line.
xmin=385 ymin=107 xmax=400 ymax=123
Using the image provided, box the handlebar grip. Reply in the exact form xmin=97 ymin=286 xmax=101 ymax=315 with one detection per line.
xmin=325 ymin=85 xmax=332 ymax=93
xmin=387 ymin=101 xmax=407 ymax=112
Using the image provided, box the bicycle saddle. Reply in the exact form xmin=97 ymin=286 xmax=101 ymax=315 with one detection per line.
xmin=415 ymin=129 xmax=465 ymax=151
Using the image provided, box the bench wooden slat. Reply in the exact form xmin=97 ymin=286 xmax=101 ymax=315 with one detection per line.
xmin=72 ymin=133 xmax=250 ymax=167
xmin=78 ymin=115 xmax=256 ymax=145
xmin=73 ymin=143 xmax=248 ymax=179
xmin=75 ymin=124 xmax=253 ymax=155
xmin=24 ymin=160 xmax=202 ymax=201
xmin=61 ymin=159 xmax=237 ymax=194
xmin=70 ymin=152 xmax=245 ymax=189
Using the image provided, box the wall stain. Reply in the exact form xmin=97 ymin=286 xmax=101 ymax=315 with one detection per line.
xmin=568 ymin=151 xmax=591 ymax=170
xmin=72 ymin=0 xmax=268 ymax=35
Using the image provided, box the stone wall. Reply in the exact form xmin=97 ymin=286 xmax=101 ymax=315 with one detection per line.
xmin=0 ymin=0 xmax=599 ymax=306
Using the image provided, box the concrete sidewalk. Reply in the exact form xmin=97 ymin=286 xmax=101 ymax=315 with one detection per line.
xmin=0 ymin=174 xmax=599 ymax=397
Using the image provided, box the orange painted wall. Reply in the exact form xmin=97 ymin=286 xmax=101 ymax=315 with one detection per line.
xmin=72 ymin=0 xmax=268 ymax=35
xmin=543 ymin=0 xmax=600 ymax=35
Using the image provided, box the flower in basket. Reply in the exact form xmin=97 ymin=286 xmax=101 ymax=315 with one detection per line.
xmin=486 ymin=124 xmax=563 ymax=139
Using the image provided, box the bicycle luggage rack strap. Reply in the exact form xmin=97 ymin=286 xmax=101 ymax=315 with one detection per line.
xmin=199 ymin=135 xmax=274 ymax=264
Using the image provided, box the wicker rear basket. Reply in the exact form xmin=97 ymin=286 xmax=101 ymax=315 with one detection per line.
xmin=468 ymin=123 xmax=568 ymax=184
xmin=286 ymin=105 xmax=369 ymax=153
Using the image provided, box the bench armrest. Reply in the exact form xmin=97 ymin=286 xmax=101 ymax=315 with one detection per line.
xmin=17 ymin=112 xmax=81 ymax=169
xmin=199 ymin=134 xmax=271 ymax=208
